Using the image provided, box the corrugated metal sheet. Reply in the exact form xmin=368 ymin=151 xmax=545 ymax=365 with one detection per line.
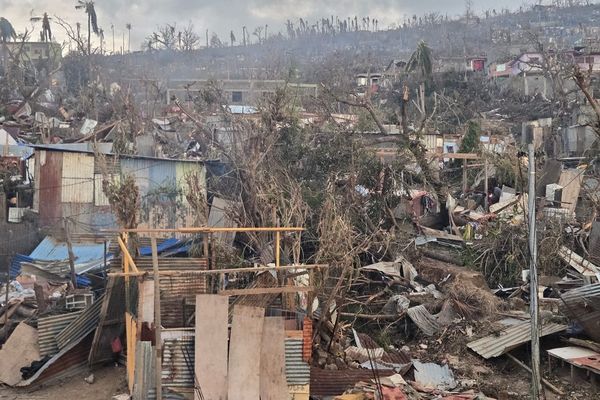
xmin=94 ymin=173 xmax=110 ymax=206
xmin=309 ymin=366 xmax=395 ymax=396
xmin=37 ymin=312 xmax=83 ymax=357
xmin=135 ymin=257 xmax=208 ymax=271
xmin=18 ymin=332 xmax=93 ymax=388
xmin=302 ymin=317 xmax=312 ymax=362
xmin=467 ymin=321 xmax=567 ymax=359
xmin=61 ymin=152 xmax=94 ymax=203
xmin=55 ymin=295 xmax=104 ymax=350
xmin=285 ymin=338 xmax=310 ymax=385
xmin=560 ymin=283 xmax=600 ymax=342
xmin=89 ymin=277 xmax=126 ymax=365
xmin=121 ymin=158 xmax=205 ymax=232
xmin=30 ymin=236 xmax=107 ymax=262
xmin=160 ymin=273 xmax=208 ymax=328
xmin=162 ymin=335 xmax=195 ymax=389
xmin=36 ymin=150 xmax=63 ymax=227
xmin=134 ymin=341 xmax=155 ymax=399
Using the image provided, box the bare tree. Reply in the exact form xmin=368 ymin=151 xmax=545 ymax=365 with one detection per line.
xmin=180 ymin=22 xmax=200 ymax=51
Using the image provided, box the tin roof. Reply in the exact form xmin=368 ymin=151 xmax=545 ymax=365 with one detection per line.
xmin=467 ymin=321 xmax=567 ymax=359
xmin=309 ymin=366 xmax=395 ymax=396
xmin=30 ymin=236 xmax=107 ymax=263
xmin=29 ymin=144 xmax=205 ymax=163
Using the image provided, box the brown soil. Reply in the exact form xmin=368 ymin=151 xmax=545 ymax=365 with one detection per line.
xmin=0 ymin=365 xmax=127 ymax=400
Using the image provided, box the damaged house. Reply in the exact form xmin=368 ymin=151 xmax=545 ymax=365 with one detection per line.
xmin=31 ymin=145 xmax=206 ymax=234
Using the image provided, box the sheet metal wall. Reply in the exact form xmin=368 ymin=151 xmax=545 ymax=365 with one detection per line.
xmin=38 ymin=312 xmax=82 ymax=357
xmin=36 ymin=150 xmax=63 ymax=229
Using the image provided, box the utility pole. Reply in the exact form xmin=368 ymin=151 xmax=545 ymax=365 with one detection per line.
xmin=527 ymin=144 xmax=542 ymax=399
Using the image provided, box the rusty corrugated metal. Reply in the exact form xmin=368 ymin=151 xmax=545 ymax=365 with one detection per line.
xmin=285 ymin=338 xmax=310 ymax=385
xmin=302 ymin=317 xmax=312 ymax=363
xmin=309 ymin=366 xmax=395 ymax=396
xmin=55 ymin=295 xmax=104 ymax=350
xmin=136 ymin=257 xmax=208 ymax=271
xmin=18 ymin=332 xmax=93 ymax=388
xmin=162 ymin=335 xmax=195 ymax=389
xmin=36 ymin=150 xmax=63 ymax=227
xmin=560 ymin=283 xmax=600 ymax=342
xmin=467 ymin=321 xmax=567 ymax=359
xmin=37 ymin=312 xmax=82 ymax=357
xmin=160 ymin=273 xmax=207 ymax=328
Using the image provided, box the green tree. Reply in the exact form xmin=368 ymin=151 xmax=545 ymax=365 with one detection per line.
xmin=460 ymin=120 xmax=480 ymax=153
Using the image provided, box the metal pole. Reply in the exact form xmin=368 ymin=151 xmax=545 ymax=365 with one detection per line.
xmin=151 ymin=237 xmax=162 ymax=400
xmin=4 ymin=230 xmax=12 ymax=342
xmin=528 ymin=144 xmax=542 ymax=399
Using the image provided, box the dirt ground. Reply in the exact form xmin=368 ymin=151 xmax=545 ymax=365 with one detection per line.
xmin=0 ymin=366 xmax=127 ymax=400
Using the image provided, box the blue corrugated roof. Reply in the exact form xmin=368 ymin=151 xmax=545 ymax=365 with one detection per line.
xmin=30 ymin=236 xmax=106 ymax=262
xmin=138 ymin=237 xmax=181 ymax=256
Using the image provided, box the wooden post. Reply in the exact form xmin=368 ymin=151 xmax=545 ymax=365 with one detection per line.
xmin=63 ymin=218 xmax=77 ymax=288
xmin=275 ymin=231 xmax=281 ymax=268
xmin=151 ymin=237 xmax=162 ymax=400
xmin=4 ymin=230 xmax=12 ymax=342
xmin=462 ymin=159 xmax=468 ymax=193
xmin=484 ymin=156 xmax=489 ymax=211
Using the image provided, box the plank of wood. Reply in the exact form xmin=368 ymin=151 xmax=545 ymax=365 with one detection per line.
xmin=0 ymin=322 xmax=40 ymax=386
xmin=219 ymin=286 xmax=314 ymax=296
xmin=558 ymin=169 xmax=584 ymax=214
xmin=489 ymin=196 xmax=520 ymax=213
xmin=558 ymin=246 xmax=600 ymax=278
xmin=419 ymin=225 xmax=464 ymax=242
xmin=195 ymin=295 xmax=228 ymax=400
xmin=260 ymin=318 xmax=288 ymax=400
xmin=228 ymin=305 xmax=265 ymax=400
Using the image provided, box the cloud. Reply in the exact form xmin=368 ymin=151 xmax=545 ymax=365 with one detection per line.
xmin=0 ymin=0 xmax=524 ymax=50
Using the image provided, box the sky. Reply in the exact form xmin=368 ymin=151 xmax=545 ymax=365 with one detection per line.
xmin=1 ymin=0 xmax=527 ymax=51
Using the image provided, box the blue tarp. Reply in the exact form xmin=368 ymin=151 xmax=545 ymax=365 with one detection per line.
xmin=138 ymin=237 xmax=183 ymax=256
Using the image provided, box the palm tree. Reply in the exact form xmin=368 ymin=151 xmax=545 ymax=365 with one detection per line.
xmin=230 ymin=30 xmax=236 ymax=46
xmin=0 ymin=18 xmax=16 ymax=43
xmin=75 ymin=0 xmax=99 ymax=55
xmin=405 ymin=40 xmax=433 ymax=116
xmin=242 ymin=26 xmax=247 ymax=46
xmin=125 ymin=23 xmax=131 ymax=52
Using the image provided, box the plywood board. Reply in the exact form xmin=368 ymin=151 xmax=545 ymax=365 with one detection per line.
xmin=227 ymin=305 xmax=265 ymax=400
xmin=558 ymin=169 xmax=584 ymax=213
xmin=260 ymin=317 xmax=288 ymax=400
xmin=0 ymin=322 xmax=40 ymax=386
xmin=195 ymin=295 xmax=228 ymax=400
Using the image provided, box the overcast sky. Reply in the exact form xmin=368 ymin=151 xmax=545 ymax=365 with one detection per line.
xmin=2 ymin=0 xmax=527 ymax=51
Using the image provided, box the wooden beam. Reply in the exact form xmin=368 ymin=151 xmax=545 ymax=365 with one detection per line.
xmin=107 ymin=264 xmax=330 ymax=277
xmin=218 ymin=286 xmax=314 ymax=296
xmin=118 ymin=236 xmax=139 ymax=273
xmin=440 ymin=152 xmax=480 ymax=160
xmin=151 ymin=238 xmax=162 ymax=400
xmin=107 ymin=227 xmax=305 ymax=234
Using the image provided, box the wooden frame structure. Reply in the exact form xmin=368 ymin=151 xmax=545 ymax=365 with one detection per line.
xmin=114 ymin=226 xmax=326 ymax=398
